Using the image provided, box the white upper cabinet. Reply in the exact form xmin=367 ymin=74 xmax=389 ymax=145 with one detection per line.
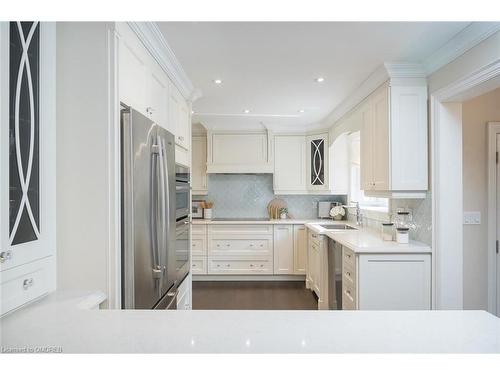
xmin=360 ymin=80 xmax=428 ymax=197
xmin=273 ymin=132 xmax=347 ymax=195
xmin=170 ymin=84 xmax=190 ymax=150
xmin=306 ymin=133 xmax=329 ymax=191
xmin=207 ymin=130 xmax=273 ymax=173
xmin=192 ymin=135 xmax=208 ymax=195
xmin=117 ymin=23 xmax=192 ymax=166
xmin=273 ymin=135 xmax=307 ymax=193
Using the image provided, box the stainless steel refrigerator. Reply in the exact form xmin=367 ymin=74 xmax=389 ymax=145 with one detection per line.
xmin=121 ymin=107 xmax=177 ymax=309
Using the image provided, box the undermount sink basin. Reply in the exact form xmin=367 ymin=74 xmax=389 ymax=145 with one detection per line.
xmin=319 ymin=224 xmax=358 ymax=231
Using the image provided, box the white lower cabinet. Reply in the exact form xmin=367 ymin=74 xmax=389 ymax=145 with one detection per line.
xmin=341 ymin=246 xmax=431 ymax=310
xmin=207 ymin=224 xmax=273 ymax=275
xmin=192 ymin=224 xmax=207 ymax=275
xmin=273 ymin=225 xmax=294 ymax=274
xmin=192 ymin=223 xmax=309 ymax=277
xmin=293 ymin=225 xmax=307 ymax=275
xmin=306 ymin=231 xmax=329 ymax=310
xmin=176 ymin=273 xmax=192 ymax=310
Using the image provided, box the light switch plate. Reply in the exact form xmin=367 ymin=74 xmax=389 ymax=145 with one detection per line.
xmin=463 ymin=211 xmax=481 ymax=225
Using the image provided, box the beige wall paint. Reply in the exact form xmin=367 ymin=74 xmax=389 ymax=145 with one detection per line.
xmin=462 ymin=87 xmax=500 ymax=309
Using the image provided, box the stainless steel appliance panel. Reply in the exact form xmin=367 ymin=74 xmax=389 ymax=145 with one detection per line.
xmin=122 ymin=108 xmax=163 ymax=309
xmin=157 ymin=126 xmax=177 ymax=294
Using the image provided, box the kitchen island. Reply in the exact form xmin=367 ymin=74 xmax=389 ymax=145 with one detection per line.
xmin=1 ymin=291 xmax=499 ymax=353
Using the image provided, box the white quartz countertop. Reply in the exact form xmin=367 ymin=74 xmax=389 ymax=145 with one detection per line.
xmin=192 ymin=218 xmax=341 ymax=225
xmin=305 ymin=222 xmax=431 ymax=254
xmin=1 ymin=291 xmax=499 ymax=353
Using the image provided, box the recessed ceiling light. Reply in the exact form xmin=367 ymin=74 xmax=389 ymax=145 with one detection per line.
xmin=243 ymin=109 xmax=250 ymax=114
xmin=298 ymin=109 xmax=305 ymax=113
xmin=315 ymin=77 xmax=325 ymax=83
xmin=213 ymin=79 xmax=223 ymax=85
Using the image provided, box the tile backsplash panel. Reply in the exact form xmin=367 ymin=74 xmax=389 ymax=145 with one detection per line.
xmin=193 ymin=174 xmax=347 ymax=220
xmin=346 ymin=193 xmax=432 ymax=245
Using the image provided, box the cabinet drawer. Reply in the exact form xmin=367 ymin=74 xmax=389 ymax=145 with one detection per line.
xmin=208 ymin=258 xmax=273 ymax=275
xmin=192 ymin=257 xmax=207 ymax=275
xmin=1 ymin=257 xmax=53 ymax=316
xmin=192 ymin=237 xmax=207 ymax=256
xmin=342 ymin=247 xmax=356 ymax=269
xmin=192 ymin=224 xmax=207 ymax=235
xmin=209 ymin=238 xmax=273 ymax=257
xmin=209 ymin=224 xmax=273 ymax=236
xmin=343 ymin=262 xmax=356 ymax=285
xmin=342 ymin=287 xmax=357 ymax=310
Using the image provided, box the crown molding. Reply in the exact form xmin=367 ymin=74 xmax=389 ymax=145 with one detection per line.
xmin=321 ymin=62 xmax=426 ymax=128
xmin=423 ymin=22 xmax=500 ymax=75
xmin=127 ymin=22 xmax=200 ymax=102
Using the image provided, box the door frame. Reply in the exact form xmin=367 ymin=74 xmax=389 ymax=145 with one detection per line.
xmin=431 ymin=58 xmax=500 ymax=310
xmin=487 ymin=122 xmax=500 ymax=315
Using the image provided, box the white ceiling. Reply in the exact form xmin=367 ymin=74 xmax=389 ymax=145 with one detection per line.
xmin=158 ymin=22 xmax=469 ymax=130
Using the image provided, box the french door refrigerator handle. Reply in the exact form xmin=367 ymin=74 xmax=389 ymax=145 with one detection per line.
xmin=151 ymin=142 xmax=162 ymax=297
xmin=158 ymin=136 xmax=169 ymax=279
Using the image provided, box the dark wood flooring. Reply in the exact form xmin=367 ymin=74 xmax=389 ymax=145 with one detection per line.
xmin=192 ymin=281 xmax=318 ymax=310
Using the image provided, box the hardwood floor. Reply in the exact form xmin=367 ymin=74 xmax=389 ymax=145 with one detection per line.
xmin=192 ymin=281 xmax=318 ymax=310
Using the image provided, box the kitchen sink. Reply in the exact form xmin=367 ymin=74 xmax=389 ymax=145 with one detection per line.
xmin=319 ymin=224 xmax=358 ymax=231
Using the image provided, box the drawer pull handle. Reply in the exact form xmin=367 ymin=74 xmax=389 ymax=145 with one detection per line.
xmin=226 ymin=264 xmax=230 ymax=267
xmin=226 ymin=244 xmax=230 ymax=247
xmin=217 ymin=244 xmax=220 ymax=247
xmin=249 ymin=244 xmax=254 ymax=247
xmin=250 ymin=264 xmax=254 ymax=267
xmin=312 ymin=234 xmax=317 ymax=238
xmin=260 ymin=244 xmax=263 ymax=247
xmin=23 ymin=278 xmax=34 ymax=290
xmin=346 ymin=271 xmax=351 ymax=277
xmin=346 ymin=254 xmax=351 ymax=259
xmin=260 ymin=264 xmax=264 ymax=268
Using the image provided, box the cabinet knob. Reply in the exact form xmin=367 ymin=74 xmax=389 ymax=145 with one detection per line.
xmin=0 ymin=251 xmax=12 ymax=263
xmin=23 ymin=278 xmax=34 ymax=290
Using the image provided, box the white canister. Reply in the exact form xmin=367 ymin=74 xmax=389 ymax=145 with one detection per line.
xmin=204 ymin=208 xmax=213 ymax=220
xmin=396 ymin=228 xmax=409 ymax=244
xmin=381 ymin=223 xmax=394 ymax=241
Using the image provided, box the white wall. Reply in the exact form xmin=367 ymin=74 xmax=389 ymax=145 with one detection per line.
xmin=462 ymin=87 xmax=500 ymax=309
xmin=56 ymin=22 xmax=118 ymax=307
xmin=427 ymin=29 xmax=500 ymax=309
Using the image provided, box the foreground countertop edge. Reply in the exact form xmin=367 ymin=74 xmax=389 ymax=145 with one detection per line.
xmin=1 ymin=290 xmax=499 ymax=353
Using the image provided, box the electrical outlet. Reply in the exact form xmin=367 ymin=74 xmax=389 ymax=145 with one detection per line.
xmin=463 ymin=211 xmax=481 ymax=225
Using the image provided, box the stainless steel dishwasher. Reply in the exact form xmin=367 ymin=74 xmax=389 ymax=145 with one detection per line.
xmin=327 ymin=238 xmax=342 ymax=309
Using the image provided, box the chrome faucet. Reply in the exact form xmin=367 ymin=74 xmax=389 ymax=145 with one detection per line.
xmin=343 ymin=201 xmax=363 ymax=226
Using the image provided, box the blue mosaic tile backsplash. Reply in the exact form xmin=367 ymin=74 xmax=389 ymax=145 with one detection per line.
xmin=193 ymin=174 xmax=347 ymax=219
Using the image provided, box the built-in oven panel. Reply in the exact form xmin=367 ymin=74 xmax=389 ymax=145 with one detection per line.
xmin=175 ymin=217 xmax=190 ymax=283
xmin=176 ymin=184 xmax=190 ymax=219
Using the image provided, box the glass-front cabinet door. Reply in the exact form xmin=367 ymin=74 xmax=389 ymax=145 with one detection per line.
xmin=307 ymin=133 xmax=329 ymax=191
xmin=1 ymin=22 xmax=55 ymax=272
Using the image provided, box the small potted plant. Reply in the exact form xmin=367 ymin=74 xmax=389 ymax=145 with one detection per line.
xmin=279 ymin=207 xmax=288 ymax=220
xmin=201 ymin=201 xmax=214 ymax=219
